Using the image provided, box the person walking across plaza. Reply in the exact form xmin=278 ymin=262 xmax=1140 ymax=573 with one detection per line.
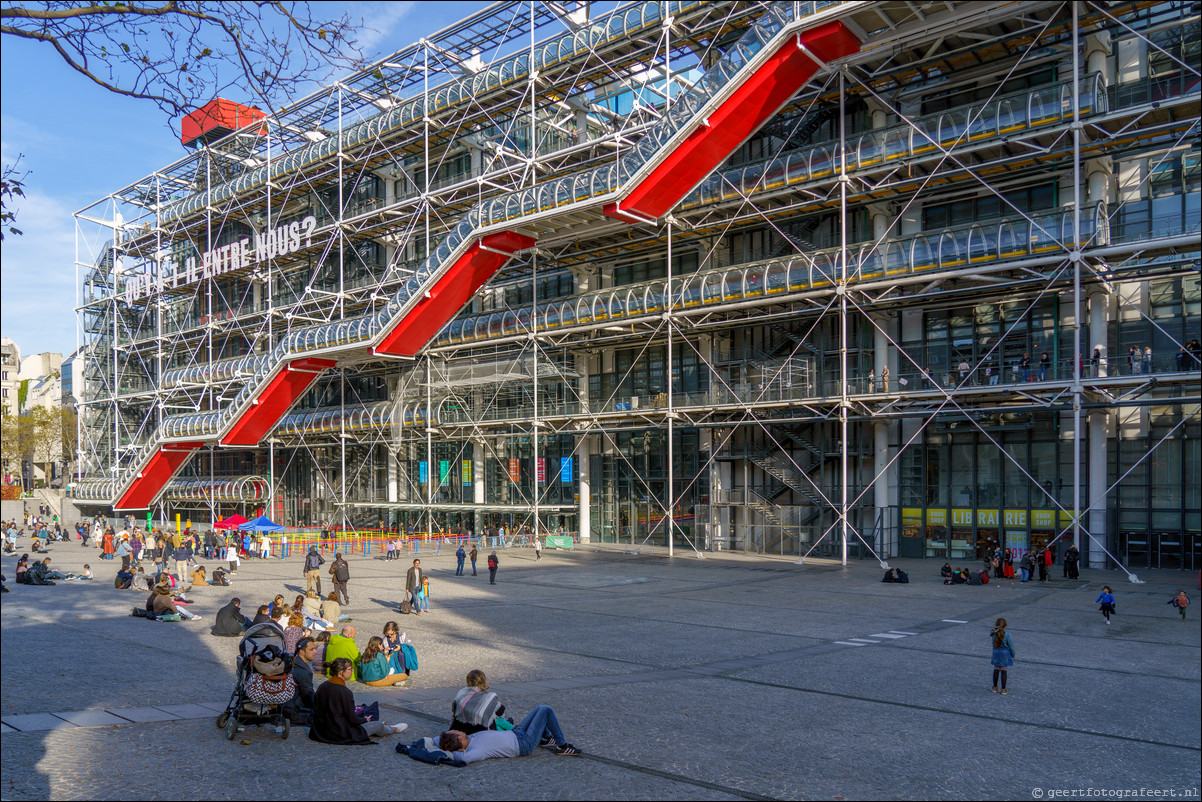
xmin=1063 ymin=542 xmax=1080 ymax=579
xmin=304 ymin=545 xmax=324 ymax=595
xmin=532 ymin=534 xmax=542 ymax=563
xmin=1036 ymin=546 xmax=1049 ymax=582
xmin=456 ymin=544 xmax=466 ymax=576
xmin=330 ymin=552 xmax=350 ymax=605
xmin=990 ymin=618 xmax=1015 ymax=694
xmin=404 ymin=558 xmax=423 ymax=615
xmin=488 ymin=550 xmax=499 ymax=585
xmin=1095 ymin=585 xmax=1116 ymax=625
xmin=469 ymin=545 xmax=478 ymax=576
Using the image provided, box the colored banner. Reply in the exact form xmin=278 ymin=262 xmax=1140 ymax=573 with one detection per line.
xmin=536 ymin=458 xmax=546 ymax=482
xmin=560 ymin=456 xmax=573 ymax=483
xmin=462 ymin=460 xmax=472 ymax=486
xmin=439 ymin=460 xmax=451 ymax=484
xmin=508 ymin=458 xmax=520 ymax=483
xmin=545 ymin=535 xmax=574 ymax=549
xmin=419 ymin=461 xmax=428 ymax=483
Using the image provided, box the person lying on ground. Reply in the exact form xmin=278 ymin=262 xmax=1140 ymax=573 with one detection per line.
xmin=437 ymin=705 xmax=581 ymax=761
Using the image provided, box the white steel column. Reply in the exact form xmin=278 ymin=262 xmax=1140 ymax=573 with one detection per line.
xmin=1070 ymin=3 xmax=1084 ymax=552
xmin=838 ymin=69 xmax=849 ymax=566
xmin=473 ymin=439 xmax=485 ymax=535
xmin=577 ymin=436 xmax=591 ymax=543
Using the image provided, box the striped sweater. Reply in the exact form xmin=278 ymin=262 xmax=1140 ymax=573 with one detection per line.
xmin=451 ymin=687 xmax=502 ymax=733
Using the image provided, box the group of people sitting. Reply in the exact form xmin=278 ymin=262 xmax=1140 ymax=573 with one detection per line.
xmin=132 ymin=581 xmax=202 ymax=621
xmin=301 ymin=659 xmax=582 ymax=762
xmin=12 ymin=554 xmax=80 ymax=585
xmin=940 ymin=563 xmax=991 ymax=585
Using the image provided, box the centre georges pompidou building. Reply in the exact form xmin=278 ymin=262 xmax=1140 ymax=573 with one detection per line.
xmin=72 ymin=1 xmax=1200 ymax=576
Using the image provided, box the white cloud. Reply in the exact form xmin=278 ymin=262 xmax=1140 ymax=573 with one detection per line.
xmin=356 ymin=1 xmax=418 ymax=57
xmin=0 ymin=188 xmax=80 ymax=357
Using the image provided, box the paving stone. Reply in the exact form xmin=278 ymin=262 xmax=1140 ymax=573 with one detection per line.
xmin=53 ymin=710 xmax=130 ymax=727
xmin=0 ymin=713 xmax=78 ymax=732
xmin=104 ymin=706 xmax=182 ymax=723
xmin=150 ymin=703 xmax=217 ymax=719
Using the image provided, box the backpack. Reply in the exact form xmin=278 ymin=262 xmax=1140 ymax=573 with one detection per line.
xmin=487 ymin=556 xmax=497 ymax=570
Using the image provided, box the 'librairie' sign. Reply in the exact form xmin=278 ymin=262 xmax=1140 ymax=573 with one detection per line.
xmin=122 ymin=215 xmax=317 ymax=302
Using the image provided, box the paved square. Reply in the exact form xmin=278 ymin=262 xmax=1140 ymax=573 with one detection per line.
xmin=2 ymin=542 xmax=1198 ymax=800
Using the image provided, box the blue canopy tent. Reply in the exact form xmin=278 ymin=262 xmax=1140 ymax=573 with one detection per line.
xmin=239 ymin=515 xmax=284 ymax=532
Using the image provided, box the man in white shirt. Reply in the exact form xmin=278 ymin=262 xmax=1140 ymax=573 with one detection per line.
xmin=439 ymin=704 xmax=580 ymax=761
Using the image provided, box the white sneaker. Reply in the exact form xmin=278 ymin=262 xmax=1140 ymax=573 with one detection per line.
xmin=391 ymin=723 xmax=408 ymax=735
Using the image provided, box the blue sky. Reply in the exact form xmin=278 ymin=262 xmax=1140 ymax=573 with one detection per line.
xmin=0 ymin=1 xmax=485 ymax=360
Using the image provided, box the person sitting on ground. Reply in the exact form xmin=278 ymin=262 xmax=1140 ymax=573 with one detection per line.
xmin=312 ymin=631 xmax=332 ymax=676
xmin=30 ymin=536 xmax=47 ymax=554
xmin=79 ymin=564 xmax=94 ymax=580
xmin=438 ymin=704 xmax=581 ymax=761
xmin=357 ymin=635 xmax=408 ymax=687
xmin=131 ymin=566 xmax=154 ymax=592
xmin=252 ymin=604 xmax=274 ymax=625
xmin=115 ymin=567 xmax=135 ymax=589
xmin=291 ymin=636 xmax=318 ymax=725
xmin=149 ymin=584 xmax=199 ymax=620
xmin=324 ymin=625 xmax=361 ymax=679
xmin=190 ymin=565 xmax=209 ymax=586
xmin=308 ymin=657 xmax=408 ymax=745
xmin=14 ymin=553 xmax=31 ymax=583
xmin=321 ymin=591 xmax=349 ymax=624
xmin=949 ymin=567 xmax=969 ymax=585
xmin=210 ymin=565 xmax=230 ymax=586
xmin=212 ymin=597 xmax=251 ymax=636
xmin=451 ymin=669 xmax=508 ymax=735
xmin=940 ymin=562 xmax=953 ymax=578
xmin=24 ymin=558 xmax=58 ymax=585
xmin=881 ymin=567 xmax=909 ymax=583
xmin=269 ymin=594 xmax=287 ymax=617
xmin=291 ymin=594 xmax=306 ymax=617
xmin=39 ymin=558 xmax=71 ymax=581
xmin=967 ymin=568 xmax=988 ymax=585
xmin=301 ymin=589 xmax=333 ymax=631
xmin=283 ymin=612 xmax=310 ymax=655
xmin=272 ymin=605 xmax=291 ymax=630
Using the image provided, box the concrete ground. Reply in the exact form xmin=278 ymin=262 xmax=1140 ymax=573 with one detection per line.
xmin=1 ymin=538 xmax=1198 ymax=801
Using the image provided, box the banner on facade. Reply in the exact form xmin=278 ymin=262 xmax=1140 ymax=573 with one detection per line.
xmin=536 ymin=458 xmax=545 ymax=482
xmin=508 ymin=458 xmax=519 ymax=483
xmin=419 ymin=461 xmax=428 ymax=484
xmin=560 ymin=456 xmax=573 ymax=483
xmin=439 ymin=460 xmax=451 ymax=484
xmin=462 ymin=460 xmax=472 ymax=486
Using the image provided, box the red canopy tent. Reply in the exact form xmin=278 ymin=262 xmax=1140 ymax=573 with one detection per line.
xmin=214 ymin=514 xmax=249 ymax=530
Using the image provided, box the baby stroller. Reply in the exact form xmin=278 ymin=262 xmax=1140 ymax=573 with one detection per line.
xmin=216 ymin=622 xmax=296 ymax=740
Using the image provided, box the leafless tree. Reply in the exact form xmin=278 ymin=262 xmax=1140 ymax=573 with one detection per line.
xmin=1 ymin=2 xmax=365 ymax=231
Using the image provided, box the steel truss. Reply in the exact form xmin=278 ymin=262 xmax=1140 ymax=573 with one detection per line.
xmin=74 ymin=2 xmax=1200 ymax=576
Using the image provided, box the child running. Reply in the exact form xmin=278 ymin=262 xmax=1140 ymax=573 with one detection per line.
xmin=1168 ymin=590 xmax=1189 ymax=622
xmin=1095 ymin=585 xmax=1116 ymax=625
